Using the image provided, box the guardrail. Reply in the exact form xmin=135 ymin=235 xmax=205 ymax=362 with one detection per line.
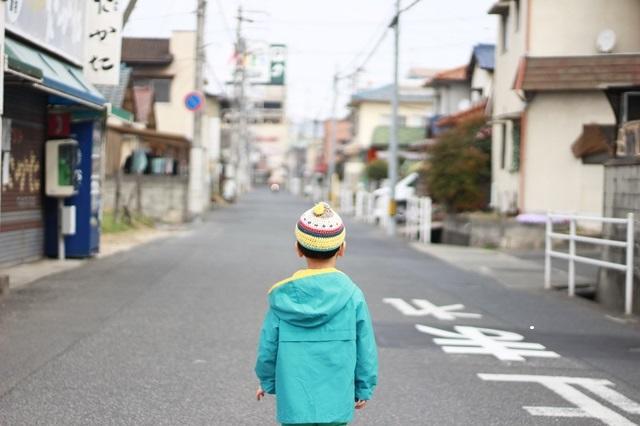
xmin=405 ymin=196 xmax=432 ymax=244
xmin=545 ymin=212 xmax=635 ymax=315
xmin=344 ymin=189 xmax=432 ymax=243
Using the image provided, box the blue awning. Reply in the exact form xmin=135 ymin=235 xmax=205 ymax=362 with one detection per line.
xmin=5 ymin=37 xmax=106 ymax=108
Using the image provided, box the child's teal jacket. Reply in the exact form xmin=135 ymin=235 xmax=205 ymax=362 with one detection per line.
xmin=255 ymin=268 xmax=378 ymax=424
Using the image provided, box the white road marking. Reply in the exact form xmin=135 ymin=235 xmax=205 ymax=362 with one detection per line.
xmin=478 ymin=374 xmax=640 ymax=426
xmin=383 ymin=297 xmax=482 ymax=320
xmin=415 ymin=325 xmax=560 ymax=361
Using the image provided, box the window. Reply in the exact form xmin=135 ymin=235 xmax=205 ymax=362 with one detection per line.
xmin=514 ymin=0 xmax=521 ymax=32
xmin=500 ymin=12 xmax=510 ymax=53
xmin=263 ymin=101 xmax=282 ymax=109
xmin=500 ymin=123 xmax=507 ymax=169
xmin=511 ymin=120 xmax=521 ymax=172
xmin=134 ymin=78 xmax=172 ymax=102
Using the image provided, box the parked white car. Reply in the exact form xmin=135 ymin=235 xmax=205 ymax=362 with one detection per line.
xmin=372 ymin=172 xmax=419 ymax=223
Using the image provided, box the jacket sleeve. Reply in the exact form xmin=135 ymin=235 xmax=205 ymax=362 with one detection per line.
xmin=354 ymin=290 xmax=378 ymax=401
xmin=255 ymin=308 xmax=280 ymax=394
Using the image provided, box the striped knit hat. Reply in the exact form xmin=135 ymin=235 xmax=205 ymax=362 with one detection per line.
xmin=295 ymin=202 xmax=346 ymax=252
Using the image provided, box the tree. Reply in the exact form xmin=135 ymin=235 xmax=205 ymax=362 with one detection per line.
xmin=426 ymin=116 xmax=491 ymax=213
xmin=365 ymin=159 xmax=388 ymax=185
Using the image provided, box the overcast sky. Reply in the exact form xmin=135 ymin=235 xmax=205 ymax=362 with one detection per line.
xmin=124 ymin=0 xmax=497 ymax=121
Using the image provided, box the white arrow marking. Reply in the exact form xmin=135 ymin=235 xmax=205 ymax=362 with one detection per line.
xmin=416 ymin=325 xmax=560 ymax=361
xmin=479 ymin=374 xmax=640 ymax=426
xmin=383 ymin=297 xmax=482 ymax=320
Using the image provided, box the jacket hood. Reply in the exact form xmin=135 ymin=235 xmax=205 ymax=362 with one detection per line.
xmin=269 ymin=268 xmax=356 ymax=328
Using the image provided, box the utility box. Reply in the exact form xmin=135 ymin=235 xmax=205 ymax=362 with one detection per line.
xmin=61 ymin=205 xmax=76 ymax=236
xmin=45 ymin=139 xmax=80 ymax=197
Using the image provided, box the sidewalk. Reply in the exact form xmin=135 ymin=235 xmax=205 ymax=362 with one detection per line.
xmin=410 ymin=242 xmax=594 ymax=291
xmin=0 ymin=225 xmax=186 ymax=291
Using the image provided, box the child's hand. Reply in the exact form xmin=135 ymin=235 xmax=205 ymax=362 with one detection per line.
xmin=355 ymin=400 xmax=367 ymax=410
xmin=256 ymin=386 xmax=265 ymax=401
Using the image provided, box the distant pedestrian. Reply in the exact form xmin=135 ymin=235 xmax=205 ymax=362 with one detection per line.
xmin=255 ymin=202 xmax=378 ymax=426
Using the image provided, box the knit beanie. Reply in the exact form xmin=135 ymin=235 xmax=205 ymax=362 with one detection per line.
xmin=295 ymin=202 xmax=346 ymax=252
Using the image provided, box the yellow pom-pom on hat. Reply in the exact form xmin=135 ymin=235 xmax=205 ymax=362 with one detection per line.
xmin=295 ymin=202 xmax=346 ymax=252
xmin=312 ymin=202 xmax=327 ymax=217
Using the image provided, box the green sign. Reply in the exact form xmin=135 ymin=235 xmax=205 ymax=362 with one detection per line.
xmin=269 ymin=44 xmax=286 ymax=85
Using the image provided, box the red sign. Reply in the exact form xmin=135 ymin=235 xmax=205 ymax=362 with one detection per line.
xmin=48 ymin=113 xmax=71 ymax=137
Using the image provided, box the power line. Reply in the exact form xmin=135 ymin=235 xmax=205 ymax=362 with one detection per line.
xmin=400 ymin=0 xmax=425 ymax=14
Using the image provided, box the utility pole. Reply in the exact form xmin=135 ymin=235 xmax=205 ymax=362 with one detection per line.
xmin=123 ymin=0 xmax=138 ymax=27
xmin=387 ymin=0 xmax=400 ymax=236
xmin=189 ymin=0 xmax=207 ymax=217
xmin=327 ymin=72 xmax=338 ymax=203
xmin=234 ymin=6 xmax=250 ymax=194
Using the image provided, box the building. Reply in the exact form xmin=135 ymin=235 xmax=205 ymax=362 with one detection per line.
xmin=347 ymin=83 xmax=434 ymax=187
xmin=429 ymin=44 xmax=495 ymax=132
xmin=1 ymin=1 xmax=109 ymax=266
xmin=118 ymin=33 xmax=222 ymax=217
xmin=245 ymin=44 xmax=289 ymax=185
xmin=488 ymin=0 xmax=640 ymax=217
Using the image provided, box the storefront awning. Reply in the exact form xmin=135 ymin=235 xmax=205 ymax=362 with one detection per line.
xmin=5 ymin=37 xmax=106 ymax=108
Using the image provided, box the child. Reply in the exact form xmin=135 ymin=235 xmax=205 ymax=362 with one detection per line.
xmin=255 ymin=202 xmax=378 ymax=426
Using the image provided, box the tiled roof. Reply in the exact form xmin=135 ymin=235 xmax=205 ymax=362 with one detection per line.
xmin=471 ymin=44 xmax=495 ymax=71
xmin=433 ymin=65 xmax=467 ymax=81
xmin=515 ymin=55 xmax=640 ymax=92
xmin=95 ymin=65 xmax=132 ymax=108
xmin=351 ymin=84 xmax=434 ymax=104
xmin=436 ymin=100 xmax=488 ymax=127
xmin=425 ymin=65 xmax=468 ymax=87
xmin=122 ymin=37 xmax=173 ymax=65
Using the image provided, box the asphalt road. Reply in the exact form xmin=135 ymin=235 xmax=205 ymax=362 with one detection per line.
xmin=0 ymin=189 xmax=639 ymax=425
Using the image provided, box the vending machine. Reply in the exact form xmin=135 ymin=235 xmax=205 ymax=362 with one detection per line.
xmin=45 ymin=120 xmax=102 ymax=258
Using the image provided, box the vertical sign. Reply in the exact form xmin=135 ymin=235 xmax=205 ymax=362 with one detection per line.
xmin=85 ymin=0 xmax=123 ymax=85
xmin=269 ymin=44 xmax=286 ymax=86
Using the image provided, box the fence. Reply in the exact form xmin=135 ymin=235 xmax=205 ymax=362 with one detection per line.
xmin=544 ymin=212 xmax=635 ymax=315
xmin=343 ymin=190 xmax=432 ymax=243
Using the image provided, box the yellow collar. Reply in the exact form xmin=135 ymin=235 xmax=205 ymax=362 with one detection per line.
xmin=269 ymin=268 xmax=341 ymax=293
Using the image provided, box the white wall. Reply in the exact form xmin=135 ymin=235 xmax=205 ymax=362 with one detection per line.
xmin=491 ymin=0 xmax=527 ymax=211
xmin=524 ymin=91 xmax=614 ymax=216
xmin=470 ymin=66 xmax=492 ymax=102
xmin=435 ymin=83 xmax=471 ymax=116
xmin=155 ymin=31 xmax=196 ymax=138
xmin=530 ymin=0 xmax=640 ymax=56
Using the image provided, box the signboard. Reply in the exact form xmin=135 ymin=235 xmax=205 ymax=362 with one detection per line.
xmin=269 ymin=44 xmax=286 ymax=86
xmin=246 ymin=42 xmax=270 ymax=84
xmin=184 ymin=91 xmax=204 ymax=112
xmin=85 ymin=0 xmax=123 ymax=85
xmin=246 ymin=43 xmax=287 ymax=86
xmin=5 ymin=0 xmax=87 ymax=65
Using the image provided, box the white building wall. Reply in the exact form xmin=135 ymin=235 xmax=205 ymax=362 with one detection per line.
xmin=524 ymin=92 xmax=614 ymax=216
xmin=530 ymin=0 xmax=640 ymax=56
xmin=470 ymin=67 xmax=492 ymax=102
xmin=155 ymin=31 xmax=196 ymax=138
xmin=491 ymin=0 xmax=527 ymax=212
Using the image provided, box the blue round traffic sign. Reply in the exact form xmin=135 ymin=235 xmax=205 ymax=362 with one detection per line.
xmin=184 ymin=91 xmax=204 ymax=111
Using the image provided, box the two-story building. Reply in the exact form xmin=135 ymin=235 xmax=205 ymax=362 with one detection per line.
xmin=489 ymin=0 xmax=640 ymax=218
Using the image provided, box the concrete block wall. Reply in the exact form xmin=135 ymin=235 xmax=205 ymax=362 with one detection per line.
xmin=601 ymin=163 xmax=640 ymax=313
xmin=103 ymin=176 xmax=188 ymax=223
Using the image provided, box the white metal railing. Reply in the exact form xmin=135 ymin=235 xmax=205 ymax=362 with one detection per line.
xmin=545 ymin=212 xmax=635 ymax=315
xmin=405 ymin=196 xmax=432 ymax=244
xmin=352 ymin=190 xmax=432 ymax=243
xmin=339 ymin=189 xmax=355 ymax=216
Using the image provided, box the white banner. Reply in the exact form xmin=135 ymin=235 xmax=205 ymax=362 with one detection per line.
xmin=5 ymin=0 xmax=86 ymax=64
xmin=84 ymin=0 xmax=123 ymax=85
